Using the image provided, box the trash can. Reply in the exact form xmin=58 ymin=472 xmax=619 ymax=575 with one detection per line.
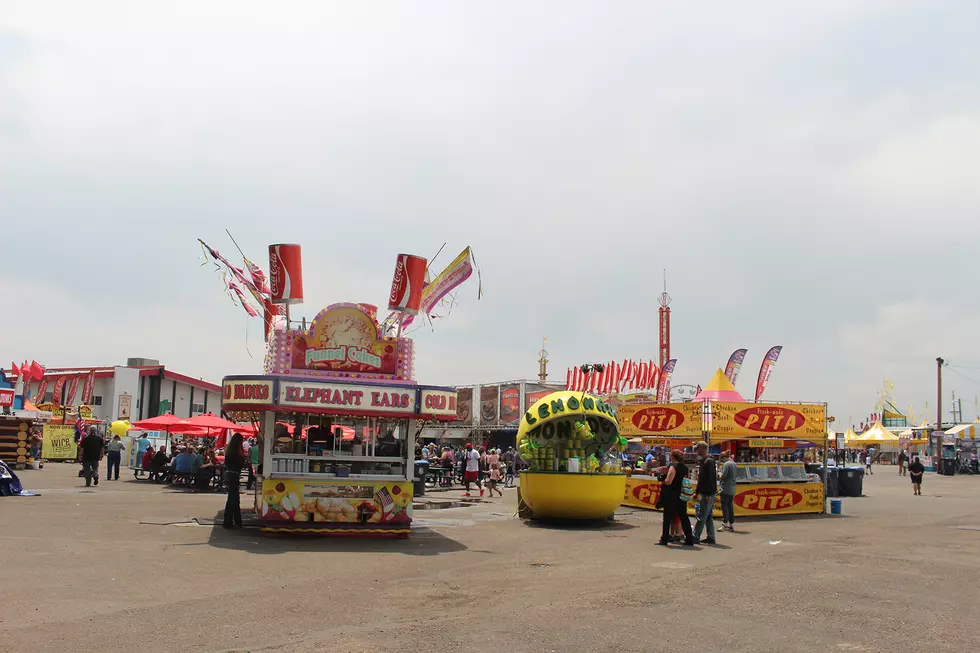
xmin=812 ymin=466 xmax=839 ymax=497
xmin=825 ymin=467 xmax=840 ymax=498
xmin=838 ymin=466 xmax=865 ymax=497
xmin=413 ymin=460 xmax=429 ymax=497
xmin=830 ymin=498 xmax=843 ymax=515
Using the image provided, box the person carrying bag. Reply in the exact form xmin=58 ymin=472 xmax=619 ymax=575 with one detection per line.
xmin=656 ymin=450 xmax=695 ymax=547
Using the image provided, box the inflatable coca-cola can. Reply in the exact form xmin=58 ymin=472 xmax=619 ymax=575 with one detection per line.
xmin=388 ymin=253 xmax=426 ymax=314
xmin=269 ymin=244 xmax=304 ymax=304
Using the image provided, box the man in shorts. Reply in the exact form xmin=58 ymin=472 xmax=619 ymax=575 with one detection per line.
xmin=462 ymin=442 xmax=484 ymax=497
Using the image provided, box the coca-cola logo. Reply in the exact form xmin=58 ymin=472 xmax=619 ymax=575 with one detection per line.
xmin=269 ymin=249 xmax=281 ymax=296
xmin=389 ymin=257 xmax=406 ymax=303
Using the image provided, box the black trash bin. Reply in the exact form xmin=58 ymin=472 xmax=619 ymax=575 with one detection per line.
xmin=809 ymin=465 xmax=839 ymax=497
xmin=413 ymin=460 xmax=429 ymax=497
xmin=838 ymin=466 xmax=865 ymax=497
xmin=825 ymin=466 xmax=840 ymax=498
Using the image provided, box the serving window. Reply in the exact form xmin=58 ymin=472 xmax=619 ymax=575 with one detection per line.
xmin=267 ymin=412 xmax=412 ymax=479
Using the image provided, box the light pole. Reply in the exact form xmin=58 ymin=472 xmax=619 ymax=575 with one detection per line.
xmin=936 ymin=357 xmax=944 ymax=473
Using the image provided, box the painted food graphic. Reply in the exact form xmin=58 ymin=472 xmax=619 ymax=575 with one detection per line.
xmin=290 ymin=307 xmax=397 ymax=373
xmin=260 ymin=482 xmax=411 ymax=524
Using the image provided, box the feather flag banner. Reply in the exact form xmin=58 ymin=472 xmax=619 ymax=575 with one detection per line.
xmin=65 ymin=374 xmax=82 ymax=406
xmin=754 ymin=346 xmax=783 ymax=402
xmin=81 ymin=370 xmax=96 ymax=405
xmin=656 ymin=359 xmax=677 ymax=403
xmin=51 ymin=376 xmax=67 ymax=406
xmin=33 ymin=377 xmax=48 ymax=405
xmin=724 ymin=348 xmax=748 ymax=385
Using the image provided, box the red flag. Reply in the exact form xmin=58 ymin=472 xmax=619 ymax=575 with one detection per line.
xmin=9 ymin=362 xmax=19 ymax=377
xmin=31 ymin=361 xmax=44 ymax=380
xmin=647 ymin=364 xmax=659 ymax=390
xmin=243 ymin=257 xmax=271 ymax=295
xmin=621 ymin=359 xmax=630 ymax=391
xmin=22 ymin=360 xmax=32 ymax=383
xmin=607 ymin=361 xmax=616 ymax=393
xmin=565 ymin=368 xmax=573 ymax=390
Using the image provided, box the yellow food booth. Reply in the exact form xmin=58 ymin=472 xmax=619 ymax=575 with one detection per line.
xmin=619 ymin=399 xmax=829 ymax=517
xmin=518 ymin=391 xmax=626 ymax=520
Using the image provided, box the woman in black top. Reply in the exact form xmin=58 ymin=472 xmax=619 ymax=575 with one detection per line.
xmin=908 ymin=456 xmax=925 ymax=496
xmin=657 ymin=450 xmax=695 ymax=546
xmin=223 ymin=433 xmax=246 ymax=528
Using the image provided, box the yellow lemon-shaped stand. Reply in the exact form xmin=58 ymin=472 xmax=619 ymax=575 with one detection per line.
xmin=520 ymin=471 xmax=626 ymax=520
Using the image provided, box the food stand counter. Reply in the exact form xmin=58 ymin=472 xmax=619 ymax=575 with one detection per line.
xmin=623 ymin=462 xmax=824 ymax=517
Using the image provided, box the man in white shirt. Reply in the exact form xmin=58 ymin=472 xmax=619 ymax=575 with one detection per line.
xmin=462 ymin=442 xmax=484 ymax=497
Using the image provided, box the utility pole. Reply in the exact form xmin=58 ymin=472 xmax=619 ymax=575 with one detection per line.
xmin=936 ymin=357 xmax=944 ymax=473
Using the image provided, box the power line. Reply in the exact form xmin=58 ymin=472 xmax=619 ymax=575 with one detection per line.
xmin=947 ymin=363 xmax=980 ymax=371
xmin=944 ymin=366 xmax=980 ymax=388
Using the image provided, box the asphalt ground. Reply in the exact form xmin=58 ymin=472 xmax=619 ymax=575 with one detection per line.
xmin=1 ymin=463 xmax=978 ymax=653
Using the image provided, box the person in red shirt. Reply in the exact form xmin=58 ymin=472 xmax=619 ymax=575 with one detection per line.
xmin=141 ymin=446 xmax=155 ymax=472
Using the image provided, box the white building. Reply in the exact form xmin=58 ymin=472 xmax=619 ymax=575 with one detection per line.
xmin=22 ymin=357 xmax=221 ymax=422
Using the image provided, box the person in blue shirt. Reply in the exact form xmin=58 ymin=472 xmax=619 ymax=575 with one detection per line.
xmin=173 ymin=448 xmax=196 ymax=474
xmin=133 ymin=433 xmax=152 ymax=477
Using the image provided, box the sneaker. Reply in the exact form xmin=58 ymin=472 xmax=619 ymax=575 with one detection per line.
xmin=682 ymin=540 xmax=696 ymax=547
xmin=93 ymin=477 xmax=99 ymax=486
xmin=703 ymin=538 xmax=717 ymax=545
xmin=655 ymin=540 xmax=669 ymax=546
xmin=479 ymin=488 xmax=485 ymax=497
xmin=462 ymin=492 xmax=471 ymax=497
xmin=728 ymin=525 xmax=736 ymax=532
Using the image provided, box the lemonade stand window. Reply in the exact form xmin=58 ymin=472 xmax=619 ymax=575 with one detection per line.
xmin=518 ymin=391 xmax=627 ymax=520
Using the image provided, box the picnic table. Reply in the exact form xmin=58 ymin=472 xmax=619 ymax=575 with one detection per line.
xmin=425 ymin=466 xmax=454 ymax=488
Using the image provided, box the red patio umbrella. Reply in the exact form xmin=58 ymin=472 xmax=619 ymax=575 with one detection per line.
xmin=130 ymin=413 xmax=201 ymax=452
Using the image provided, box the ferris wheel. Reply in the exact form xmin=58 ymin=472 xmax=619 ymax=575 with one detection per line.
xmin=670 ymin=384 xmax=699 ymax=402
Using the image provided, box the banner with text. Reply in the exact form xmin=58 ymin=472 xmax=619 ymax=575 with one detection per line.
xmin=709 ymin=402 xmax=826 ymax=441
xmin=618 ymin=402 xmax=703 ymax=437
xmin=42 ymin=424 xmax=78 ymax=460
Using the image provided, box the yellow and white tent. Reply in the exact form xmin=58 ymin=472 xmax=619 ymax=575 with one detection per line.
xmin=851 ymin=421 xmax=899 ymax=445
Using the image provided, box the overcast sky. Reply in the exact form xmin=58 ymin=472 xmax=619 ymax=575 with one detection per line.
xmin=3 ymin=1 xmax=979 ymax=427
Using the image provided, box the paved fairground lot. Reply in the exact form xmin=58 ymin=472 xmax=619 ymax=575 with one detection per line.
xmin=2 ymin=463 xmax=979 ymax=653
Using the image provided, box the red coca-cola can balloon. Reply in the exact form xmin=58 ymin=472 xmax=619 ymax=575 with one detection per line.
xmin=269 ymin=244 xmax=304 ymax=304
xmin=388 ymin=253 xmax=426 ymax=314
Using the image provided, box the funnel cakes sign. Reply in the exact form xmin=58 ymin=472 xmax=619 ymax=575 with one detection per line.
xmin=265 ymin=303 xmax=416 ymax=382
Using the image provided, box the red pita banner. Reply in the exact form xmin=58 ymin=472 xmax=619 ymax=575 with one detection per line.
xmin=754 ymin=346 xmax=783 ymax=402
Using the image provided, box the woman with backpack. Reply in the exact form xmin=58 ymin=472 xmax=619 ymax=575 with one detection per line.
xmin=656 ymin=450 xmax=695 ymax=547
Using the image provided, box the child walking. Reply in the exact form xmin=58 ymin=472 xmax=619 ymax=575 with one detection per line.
xmin=487 ymin=448 xmax=504 ymax=497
